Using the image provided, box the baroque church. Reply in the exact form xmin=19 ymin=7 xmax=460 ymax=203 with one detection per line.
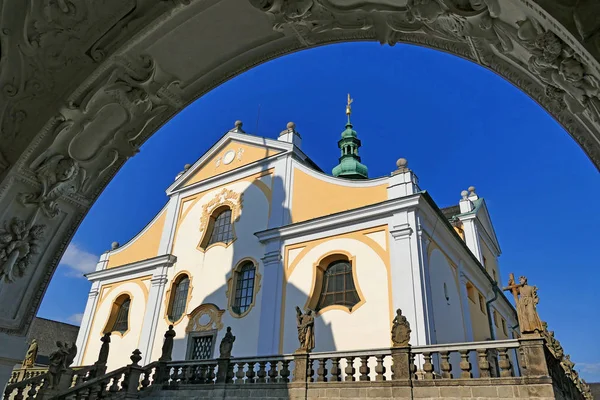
xmin=73 ymin=98 xmax=517 ymax=372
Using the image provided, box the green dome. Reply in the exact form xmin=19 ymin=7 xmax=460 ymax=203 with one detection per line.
xmin=332 ymin=157 xmax=368 ymax=179
xmin=341 ymin=123 xmax=357 ymax=139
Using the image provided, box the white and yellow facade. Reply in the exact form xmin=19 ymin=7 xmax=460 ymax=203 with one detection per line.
xmin=74 ymin=121 xmax=518 ymax=372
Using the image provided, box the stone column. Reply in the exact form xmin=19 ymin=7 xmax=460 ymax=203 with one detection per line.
xmin=256 ymin=244 xmax=283 ymax=355
xmin=139 ymin=265 xmax=171 ymax=365
xmin=518 ymin=336 xmax=550 ymax=377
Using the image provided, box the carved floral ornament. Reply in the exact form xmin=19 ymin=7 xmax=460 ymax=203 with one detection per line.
xmin=249 ymin=0 xmax=600 ymax=167
xmin=199 ymin=188 xmax=244 ymax=235
xmin=186 ymin=303 xmax=225 ymax=333
xmin=0 ymin=217 xmax=45 ymax=283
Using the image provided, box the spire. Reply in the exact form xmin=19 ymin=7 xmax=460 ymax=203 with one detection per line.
xmin=332 ymin=93 xmax=368 ymax=180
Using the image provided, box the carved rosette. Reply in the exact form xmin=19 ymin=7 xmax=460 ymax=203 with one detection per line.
xmin=186 ymin=303 xmax=225 ymax=333
xmin=198 ymin=188 xmax=243 ymax=235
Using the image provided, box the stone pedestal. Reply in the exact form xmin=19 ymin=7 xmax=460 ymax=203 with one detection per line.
xmin=216 ymin=358 xmax=231 ymax=383
xmin=391 ymin=347 xmax=412 ymax=381
xmin=292 ymin=352 xmax=310 ymax=383
xmin=518 ymin=336 xmax=550 ymax=377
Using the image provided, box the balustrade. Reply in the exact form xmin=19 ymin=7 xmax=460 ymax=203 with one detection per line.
xmin=14 ymin=338 xmax=591 ymax=400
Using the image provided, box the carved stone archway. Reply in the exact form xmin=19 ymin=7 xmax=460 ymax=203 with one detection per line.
xmin=0 ymin=0 xmax=599 ymax=386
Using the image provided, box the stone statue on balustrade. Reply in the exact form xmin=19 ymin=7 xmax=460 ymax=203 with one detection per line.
xmin=22 ymin=339 xmax=38 ymax=368
xmin=391 ymin=309 xmax=411 ymax=347
xmin=47 ymin=341 xmax=77 ymax=389
xmin=159 ymin=325 xmax=176 ymax=362
xmin=295 ymin=306 xmax=315 ymax=353
xmin=219 ymin=327 xmax=236 ymax=358
xmin=503 ymin=273 xmax=543 ymax=335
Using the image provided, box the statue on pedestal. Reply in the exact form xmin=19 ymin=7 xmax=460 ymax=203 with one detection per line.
xmin=22 ymin=339 xmax=38 ymax=368
xmin=391 ymin=309 xmax=411 ymax=347
xmin=47 ymin=342 xmax=77 ymax=389
xmin=159 ymin=325 xmax=176 ymax=362
xmin=503 ymin=273 xmax=543 ymax=335
xmin=219 ymin=327 xmax=236 ymax=358
xmin=295 ymin=306 xmax=315 ymax=353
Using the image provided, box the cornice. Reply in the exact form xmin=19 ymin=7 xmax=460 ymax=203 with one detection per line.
xmin=255 ymin=194 xmax=421 ymax=243
xmin=85 ymin=254 xmax=177 ymax=282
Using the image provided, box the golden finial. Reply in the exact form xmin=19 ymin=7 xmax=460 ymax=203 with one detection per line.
xmin=346 ymin=93 xmax=353 ymax=116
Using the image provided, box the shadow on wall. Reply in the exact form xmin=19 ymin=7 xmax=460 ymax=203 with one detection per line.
xmin=165 ymin=167 xmax=338 ymax=363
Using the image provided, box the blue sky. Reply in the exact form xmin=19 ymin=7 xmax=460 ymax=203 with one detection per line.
xmin=38 ymin=42 xmax=600 ymax=381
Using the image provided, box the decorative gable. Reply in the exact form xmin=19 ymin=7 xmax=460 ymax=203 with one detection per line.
xmin=170 ymin=135 xmax=287 ymax=192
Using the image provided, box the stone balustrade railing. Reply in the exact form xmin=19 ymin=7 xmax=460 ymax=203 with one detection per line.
xmin=8 ymin=368 xmax=48 ymax=385
xmin=3 ymin=365 xmax=97 ymax=400
xmin=30 ymin=336 xmax=589 ymax=400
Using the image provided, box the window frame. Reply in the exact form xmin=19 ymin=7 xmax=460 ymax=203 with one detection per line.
xmin=227 ymin=258 xmax=261 ymax=318
xmin=186 ymin=330 xmax=217 ymax=361
xmin=165 ymin=272 xmax=193 ymax=325
xmin=198 ymin=205 xmax=237 ymax=251
xmin=305 ymin=251 xmax=365 ymax=316
xmin=103 ymin=293 xmax=132 ymax=337
xmin=478 ymin=293 xmax=486 ymax=314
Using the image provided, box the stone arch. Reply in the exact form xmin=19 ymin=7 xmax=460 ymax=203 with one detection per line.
xmin=1 ymin=0 xmax=600 ymax=386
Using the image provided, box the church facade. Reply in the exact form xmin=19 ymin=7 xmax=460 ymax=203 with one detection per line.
xmin=73 ymin=108 xmax=517 ymax=372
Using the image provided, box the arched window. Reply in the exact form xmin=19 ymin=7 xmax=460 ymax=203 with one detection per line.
xmin=168 ymin=275 xmax=190 ymax=323
xmin=104 ymin=294 xmax=131 ymax=335
xmin=206 ymin=208 xmax=234 ymax=246
xmin=232 ymin=262 xmax=256 ymax=315
xmin=316 ymin=260 xmax=360 ymax=311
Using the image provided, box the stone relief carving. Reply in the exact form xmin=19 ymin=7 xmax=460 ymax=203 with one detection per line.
xmin=186 ymin=303 xmax=225 ymax=333
xmin=27 ymin=56 xmax=175 ymax=201
xmin=198 ymin=188 xmax=244 ymax=236
xmin=18 ymin=155 xmax=84 ymax=218
xmin=248 ymin=0 xmax=600 ymax=166
xmin=0 ymin=217 xmax=45 ymax=283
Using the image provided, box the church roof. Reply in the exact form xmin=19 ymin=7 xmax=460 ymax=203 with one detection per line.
xmin=441 ymin=204 xmax=461 ymax=220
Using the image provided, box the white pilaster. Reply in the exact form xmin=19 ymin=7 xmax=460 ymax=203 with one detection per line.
xmin=139 ymin=265 xmax=170 ymax=365
xmin=460 ymin=216 xmax=483 ymax=263
xmin=387 ymin=159 xmax=420 ymax=199
xmin=278 ymin=122 xmax=302 ymax=149
xmin=74 ymin=281 xmax=101 ymax=366
xmin=267 ymin=157 xmax=293 ymax=229
xmin=158 ymin=193 xmax=181 ymax=254
xmin=388 ymin=209 xmax=431 ymax=347
xmin=256 ymin=242 xmax=283 ymax=355
xmin=417 ymin=230 xmax=436 ymax=345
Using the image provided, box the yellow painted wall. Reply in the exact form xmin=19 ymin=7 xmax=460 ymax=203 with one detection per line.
xmin=183 ymin=140 xmax=281 ymax=187
xmin=280 ymin=226 xmax=392 ymax=353
xmin=291 ymin=168 xmax=388 ymax=223
xmin=466 ymin=282 xmax=492 ymax=341
xmin=106 ymin=210 xmax=167 ymax=269
xmin=81 ymin=277 xmax=151 ymax=370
